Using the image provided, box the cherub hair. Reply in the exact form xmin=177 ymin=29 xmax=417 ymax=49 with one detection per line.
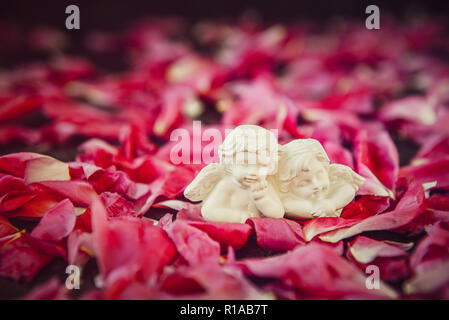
xmin=277 ymin=139 xmax=330 ymax=193
xmin=218 ymin=125 xmax=279 ymax=174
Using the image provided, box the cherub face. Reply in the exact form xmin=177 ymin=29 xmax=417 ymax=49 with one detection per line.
xmin=290 ymin=160 xmax=330 ymax=200
xmin=231 ymin=149 xmax=275 ymax=187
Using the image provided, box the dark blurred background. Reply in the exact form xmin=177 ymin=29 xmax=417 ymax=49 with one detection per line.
xmin=1 ymin=0 xmax=448 ymax=70
xmin=1 ymin=0 xmax=449 ymax=28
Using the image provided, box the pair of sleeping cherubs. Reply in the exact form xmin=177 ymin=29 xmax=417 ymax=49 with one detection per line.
xmin=184 ymin=125 xmax=365 ymax=223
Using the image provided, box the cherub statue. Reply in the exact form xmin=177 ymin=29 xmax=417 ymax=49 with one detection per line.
xmin=184 ymin=125 xmax=285 ymax=223
xmin=275 ymin=139 xmax=365 ymax=219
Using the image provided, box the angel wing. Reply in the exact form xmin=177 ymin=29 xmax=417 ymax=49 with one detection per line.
xmin=183 ymin=163 xmax=225 ymax=202
xmin=329 ymin=164 xmax=365 ymax=191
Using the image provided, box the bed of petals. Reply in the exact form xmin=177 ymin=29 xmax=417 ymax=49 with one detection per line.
xmin=1 ymin=16 xmax=449 ymax=300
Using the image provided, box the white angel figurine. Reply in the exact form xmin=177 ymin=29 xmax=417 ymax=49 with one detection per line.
xmin=184 ymin=125 xmax=285 ymax=223
xmin=275 ymin=139 xmax=365 ymax=219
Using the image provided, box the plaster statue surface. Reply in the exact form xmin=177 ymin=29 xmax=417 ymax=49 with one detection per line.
xmin=275 ymin=139 xmax=365 ymax=219
xmin=184 ymin=125 xmax=365 ymax=223
xmin=184 ymin=125 xmax=285 ymax=223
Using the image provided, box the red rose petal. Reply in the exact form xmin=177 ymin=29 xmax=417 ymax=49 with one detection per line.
xmin=236 ymin=243 xmax=397 ymax=299
xmin=90 ymin=197 xmax=176 ymax=290
xmin=319 ymin=181 xmax=425 ymax=243
xmin=0 ymin=216 xmax=18 ymax=238
xmin=31 ymin=199 xmax=76 ymax=242
xmin=247 ymin=217 xmax=305 ymax=251
xmin=0 ymin=235 xmax=53 ymax=281
xmin=400 ymin=158 xmax=449 ymax=190
xmin=165 ymin=220 xmax=220 ymax=266
xmin=340 ymin=195 xmax=391 ymax=219
xmin=347 ymin=236 xmax=411 ymax=282
xmin=185 ymin=220 xmax=252 ymax=250
xmin=354 ymin=128 xmax=399 ymax=197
